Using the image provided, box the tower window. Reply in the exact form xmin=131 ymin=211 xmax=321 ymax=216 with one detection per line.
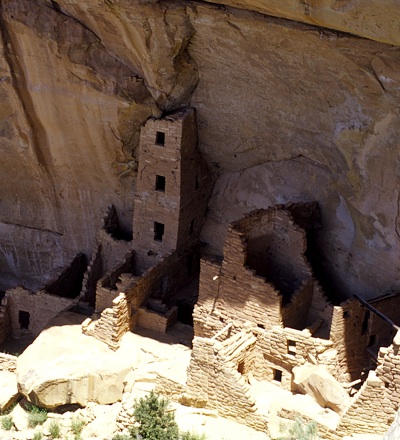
xmin=155 ymin=131 xmax=165 ymax=146
xmin=194 ymin=175 xmax=200 ymax=190
xmin=155 ymin=175 xmax=166 ymax=192
xmin=19 ymin=310 xmax=30 ymax=329
xmin=154 ymin=222 xmax=165 ymax=242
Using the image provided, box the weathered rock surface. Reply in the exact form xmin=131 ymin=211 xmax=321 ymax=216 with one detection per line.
xmin=0 ymin=0 xmax=399 ymax=302
xmin=383 ymin=407 xmax=400 ymax=440
xmin=292 ymin=363 xmax=350 ymax=414
xmin=0 ymin=370 xmax=19 ymax=411
xmin=199 ymin=0 xmax=400 ymax=47
xmin=16 ymin=313 xmax=137 ymax=409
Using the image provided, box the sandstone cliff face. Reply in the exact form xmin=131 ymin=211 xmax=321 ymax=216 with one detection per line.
xmin=0 ymin=0 xmax=399 ymax=300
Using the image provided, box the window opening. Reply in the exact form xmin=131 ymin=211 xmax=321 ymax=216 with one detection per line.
xmin=154 ymin=222 xmax=165 ymax=242
xmin=273 ymin=369 xmax=282 ymax=382
xmin=194 ymin=175 xmax=200 ymax=190
xmin=156 ymin=131 xmax=165 ymax=146
xmin=19 ymin=310 xmax=30 ymax=329
xmin=155 ymin=175 xmax=166 ymax=192
xmin=287 ymin=340 xmax=297 ymax=357
xmin=190 ymin=218 xmax=195 ymax=235
xmin=368 ymin=334 xmax=377 ymax=348
xmin=238 ymin=361 xmax=245 ymax=374
xmin=361 ymin=310 xmax=370 ymax=335
xmin=343 ymin=311 xmax=350 ymax=319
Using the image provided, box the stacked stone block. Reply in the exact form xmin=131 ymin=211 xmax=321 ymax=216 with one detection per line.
xmin=82 ymin=292 xmax=130 ymax=351
xmin=186 ymin=331 xmax=266 ymax=431
xmin=0 ymin=352 xmax=17 ymax=372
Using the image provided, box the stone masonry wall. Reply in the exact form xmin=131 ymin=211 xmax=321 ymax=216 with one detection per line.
xmin=95 ymin=251 xmax=136 ymax=312
xmin=236 ymin=209 xmax=312 ymax=305
xmin=186 ymin=332 xmax=266 ymax=431
xmin=82 ymin=292 xmax=130 ymax=351
xmin=84 ymin=251 xmax=191 ymax=348
xmin=329 ymin=299 xmax=371 ymax=382
xmin=252 ymin=326 xmax=337 ymax=387
xmin=132 ymin=108 xmax=211 ymax=273
xmin=281 ymin=278 xmax=314 ymax=330
xmin=193 ymin=257 xmax=223 ymax=338
xmin=308 ymin=282 xmax=333 ymax=338
xmin=0 ymin=295 xmax=11 ymax=345
xmin=5 ymin=286 xmax=74 ymax=337
xmin=369 ymin=294 xmax=400 ymax=350
xmin=0 ymin=352 xmax=17 ymax=372
xmin=45 ymin=253 xmax=87 ymax=299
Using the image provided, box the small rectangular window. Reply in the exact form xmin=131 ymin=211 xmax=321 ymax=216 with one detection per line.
xmin=287 ymin=340 xmax=296 ymax=356
xmin=273 ymin=369 xmax=282 ymax=382
xmin=361 ymin=310 xmax=370 ymax=335
xmin=190 ymin=218 xmax=195 ymax=235
xmin=156 ymin=131 xmax=165 ymax=146
xmin=154 ymin=222 xmax=165 ymax=242
xmin=19 ymin=310 xmax=30 ymax=329
xmin=155 ymin=175 xmax=166 ymax=192
xmin=368 ymin=334 xmax=377 ymax=348
xmin=194 ymin=175 xmax=200 ymax=190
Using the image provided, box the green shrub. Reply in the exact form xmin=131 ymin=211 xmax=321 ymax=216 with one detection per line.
xmin=33 ymin=432 xmax=43 ymax=440
xmin=112 ymin=435 xmax=131 ymax=440
xmin=1 ymin=415 xmax=13 ymax=431
xmin=49 ymin=419 xmax=61 ymax=438
xmin=180 ymin=431 xmax=207 ymax=440
xmin=129 ymin=391 xmax=179 ymax=440
xmin=71 ymin=416 xmax=85 ymax=440
xmin=27 ymin=405 xmax=48 ymax=428
xmin=0 ymin=402 xmax=17 ymax=416
xmin=278 ymin=417 xmax=319 ymax=440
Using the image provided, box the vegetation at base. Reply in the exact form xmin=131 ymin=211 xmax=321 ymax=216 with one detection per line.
xmin=27 ymin=404 xmax=48 ymax=428
xmin=1 ymin=415 xmax=13 ymax=430
xmin=0 ymin=402 xmax=17 ymax=416
xmin=112 ymin=391 xmax=207 ymax=440
xmin=33 ymin=431 xmax=43 ymax=440
xmin=71 ymin=416 xmax=85 ymax=440
xmin=130 ymin=391 xmax=179 ymax=440
xmin=49 ymin=419 xmax=61 ymax=438
xmin=277 ymin=417 xmax=319 ymax=440
xmin=180 ymin=431 xmax=207 ymax=440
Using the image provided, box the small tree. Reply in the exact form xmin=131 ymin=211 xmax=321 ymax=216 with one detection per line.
xmin=278 ymin=417 xmax=319 ymax=440
xmin=130 ymin=391 xmax=179 ymax=440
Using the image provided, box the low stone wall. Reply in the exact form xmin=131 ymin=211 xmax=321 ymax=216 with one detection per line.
xmin=186 ymin=331 xmax=266 ymax=432
xmin=137 ymin=306 xmax=178 ymax=333
xmin=337 ymin=371 xmax=392 ymax=436
xmin=0 ymin=352 xmax=17 ymax=372
xmin=252 ymin=326 xmax=336 ymax=387
xmin=5 ymin=287 xmax=74 ymax=337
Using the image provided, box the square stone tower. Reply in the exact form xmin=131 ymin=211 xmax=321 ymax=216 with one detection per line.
xmin=132 ymin=108 xmax=211 ymax=273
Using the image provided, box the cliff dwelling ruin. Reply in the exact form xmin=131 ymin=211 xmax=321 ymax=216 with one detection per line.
xmin=0 ymin=108 xmax=399 ymax=439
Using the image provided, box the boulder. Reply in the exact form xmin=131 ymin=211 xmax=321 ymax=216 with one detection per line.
xmin=11 ymin=403 xmax=29 ymax=431
xmin=16 ymin=313 xmax=138 ymax=409
xmin=0 ymin=371 xmax=20 ymax=411
xmin=292 ymin=364 xmax=350 ymax=414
